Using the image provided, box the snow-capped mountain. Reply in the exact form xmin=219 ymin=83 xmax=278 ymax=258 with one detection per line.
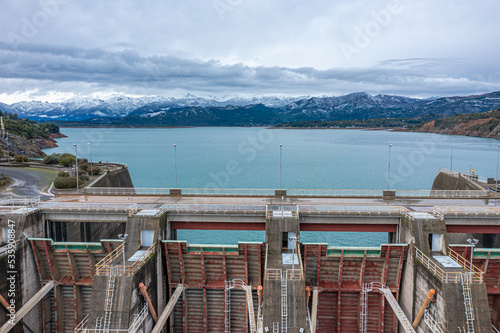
xmin=9 ymin=96 xmax=166 ymax=121
xmin=281 ymin=93 xmax=419 ymax=120
xmin=2 ymin=91 xmax=500 ymax=125
xmin=2 ymin=94 xmax=304 ymax=121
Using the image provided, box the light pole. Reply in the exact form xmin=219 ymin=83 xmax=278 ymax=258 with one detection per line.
xmin=6 ymin=132 xmax=9 ymax=164
xmin=450 ymin=144 xmax=454 ymax=171
xmin=289 ymin=236 xmax=298 ymax=270
xmin=280 ymin=144 xmax=282 ymax=189
xmin=87 ymin=142 xmax=93 ymax=177
xmin=118 ymin=233 xmax=129 ymax=267
xmin=289 ymin=235 xmax=298 ymax=327
xmin=388 ymin=144 xmax=392 ymax=190
xmin=496 ymin=144 xmax=500 ymax=197
xmin=73 ymin=144 xmax=78 ymax=193
xmin=173 ymin=144 xmax=177 ymax=188
xmin=466 ymin=238 xmax=478 ymax=273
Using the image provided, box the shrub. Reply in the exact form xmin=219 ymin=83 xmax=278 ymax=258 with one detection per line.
xmin=44 ymin=153 xmax=60 ymax=164
xmin=54 ymin=177 xmax=78 ymax=189
xmin=0 ymin=173 xmax=11 ymax=187
xmin=57 ymin=171 xmax=69 ymax=178
xmin=79 ymin=163 xmax=90 ymax=172
xmin=58 ymin=153 xmax=76 ymax=167
xmin=14 ymin=155 xmax=29 ymax=162
xmin=90 ymin=166 xmax=101 ymax=175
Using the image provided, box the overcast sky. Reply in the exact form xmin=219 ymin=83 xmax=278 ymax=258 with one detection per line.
xmin=1 ymin=0 xmax=499 ymax=103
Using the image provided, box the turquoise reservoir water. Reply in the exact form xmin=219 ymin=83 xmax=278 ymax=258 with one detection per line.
xmin=45 ymin=127 xmax=500 ymax=246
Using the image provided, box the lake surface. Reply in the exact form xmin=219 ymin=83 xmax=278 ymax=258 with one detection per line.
xmin=45 ymin=127 xmax=500 ymax=246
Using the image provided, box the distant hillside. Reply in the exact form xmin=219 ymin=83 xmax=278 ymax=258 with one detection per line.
xmin=114 ymin=91 xmax=500 ymax=127
xmin=0 ymin=111 xmax=63 ymax=157
xmin=115 ymin=104 xmax=288 ymax=126
xmin=415 ymin=109 xmax=500 ymax=138
xmin=0 ymin=111 xmax=60 ymax=139
xmin=4 ymin=91 xmax=500 ymax=127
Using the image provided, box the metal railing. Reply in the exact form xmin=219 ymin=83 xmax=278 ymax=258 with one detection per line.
xmin=415 ymin=247 xmax=483 ymax=283
xmin=80 ymin=186 xmax=489 ymax=198
xmin=265 ymin=205 xmax=299 ymax=219
xmin=287 ymin=269 xmax=303 ymax=280
xmin=0 ymin=196 xmax=41 ymax=214
xmin=423 ymin=310 xmax=444 ymax=333
xmin=96 ymin=242 xmax=156 ymax=276
xmin=95 ymin=243 xmax=124 ymax=275
xmin=265 ymin=269 xmax=281 ymax=280
xmin=415 ymin=247 xmax=461 ymax=283
xmin=0 ymin=240 xmax=18 ymax=257
xmin=363 ymin=282 xmax=415 ymax=333
xmin=40 ymin=202 xmax=132 ymax=212
xmin=434 ymin=206 xmax=500 ymax=218
xmin=162 ymin=204 xmax=266 ymax=214
xmin=128 ymin=303 xmax=149 ymax=333
xmin=449 ymin=248 xmax=484 ymax=283
xmin=74 ymin=314 xmax=89 ymax=333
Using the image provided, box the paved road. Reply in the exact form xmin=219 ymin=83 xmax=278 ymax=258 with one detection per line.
xmin=0 ymin=167 xmax=56 ymax=198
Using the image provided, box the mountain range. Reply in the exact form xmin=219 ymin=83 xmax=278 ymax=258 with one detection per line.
xmin=2 ymin=91 xmax=500 ymax=126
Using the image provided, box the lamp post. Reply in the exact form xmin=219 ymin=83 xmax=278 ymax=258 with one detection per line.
xmin=87 ymin=142 xmax=93 ymax=177
xmin=289 ymin=236 xmax=298 ymax=270
xmin=73 ymin=144 xmax=78 ymax=193
xmin=6 ymin=132 xmax=9 ymax=165
xmin=466 ymin=238 xmax=479 ymax=273
xmin=174 ymin=144 xmax=177 ymax=188
xmin=280 ymin=144 xmax=282 ymax=189
xmin=496 ymin=144 xmax=500 ymax=197
xmin=118 ymin=233 xmax=128 ymax=267
xmin=450 ymin=144 xmax=454 ymax=171
xmin=388 ymin=144 xmax=392 ymax=190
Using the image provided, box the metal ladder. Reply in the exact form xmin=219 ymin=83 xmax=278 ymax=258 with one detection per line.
xmin=367 ymin=282 xmax=415 ymax=333
xmin=423 ymin=310 xmax=444 ymax=333
xmin=281 ymin=271 xmax=287 ymax=333
xmin=461 ymin=273 xmax=475 ymax=333
xmin=95 ymin=317 xmax=103 ymax=333
xmin=103 ymin=266 xmax=118 ymax=332
xmin=360 ymin=283 xmax=369 ymax=333
xmin=245 ymin=286 xmax=257 ymax=333
xmin=225 ymin=280 xmax=231 ymax=333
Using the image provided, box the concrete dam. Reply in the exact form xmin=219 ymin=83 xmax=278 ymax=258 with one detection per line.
xmin=1 ymin=167 xmax=500 ymax=332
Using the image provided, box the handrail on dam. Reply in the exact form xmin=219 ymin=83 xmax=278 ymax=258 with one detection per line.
xmin=448 ymin=247 xmax=484 ymax=282
xmin=82 ymin=187 xmax=488 ymax=197
xmin=95 ymin=242 xmax=156 ymax=276
xmin=415 ymin=247 xmax=483 ymax=283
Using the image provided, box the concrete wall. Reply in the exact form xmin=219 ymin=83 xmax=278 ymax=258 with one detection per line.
xmin=89 ymin=167 xmax=134 ymax=188
xmin=432 ymin=170 xmax=484 ymax=191
xmin=0 ymin=212 xmax=45 ymax=333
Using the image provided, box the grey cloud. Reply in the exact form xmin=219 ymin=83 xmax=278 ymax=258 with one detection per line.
xmin=0 ymin=42 xmax=499 ymax=99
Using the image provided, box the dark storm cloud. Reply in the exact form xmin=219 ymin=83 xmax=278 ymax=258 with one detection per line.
xmin=1 ymin=42 xmax=497 ymax=99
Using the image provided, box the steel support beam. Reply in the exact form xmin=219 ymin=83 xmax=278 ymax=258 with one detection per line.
xmin=151 ymin=284 xmax=184 ymax=333
xmin=301 ymin=224 xmax=396 ymax=232
xmin=170 ymin=221 xmax=266 ymax=231
xmin=311 ymin=288 xmax=319 ymax=333
xmin=0 ymin=281 xmax=54 ymax=333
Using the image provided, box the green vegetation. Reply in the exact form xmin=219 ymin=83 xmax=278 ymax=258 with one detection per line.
xmin=424 ymin=109 xmax=500 ymax=130
xmin=0 ymin=173 xmax=12 ymax=188
xmin=14 ymin=155 xmax=29 ymax=162
xmin=276 ymin=116 xmax=434 ymax=129
xmin=54 ymin=176 xmax=79 ymax=189
xmin=0 ymin=110 xmax=60 ymax=139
